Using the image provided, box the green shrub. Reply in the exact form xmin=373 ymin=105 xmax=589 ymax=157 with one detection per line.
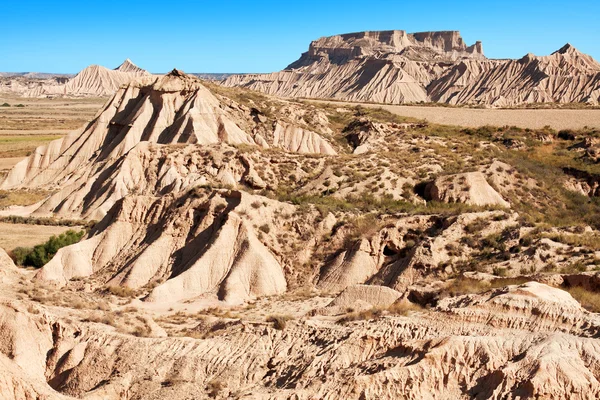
xmin=0 ymin=103 xmax=10 ymax=107
xmin=13 ymin=230 xmax=85 ymax=268
xmin=11 ymin=246 xmax=33 ymax=266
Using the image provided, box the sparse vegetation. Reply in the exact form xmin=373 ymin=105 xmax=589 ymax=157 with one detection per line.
xmin=207 ymin=379 xmax=225 ymax=398
xmin=337 ymin=301 xmax=422 ymax=324
xmin=442 ymin=276 xmax=535 ymax=298
xmin=565 ymin=286 xmax=600 ymax=313
xmin=106 ymin=285 xmax=138 ymax=298
xmin=12 ymin=230 xmax=85 ymax=268
xmin=0 ymin=190 xmax=53 ymax=208
xmin=0 ymin=214 xmax=93 ymax=228
xmin=258 ymin=224 xmax=271 ymax=234
xmin=266 ymin=314 xmax=291 ymax=330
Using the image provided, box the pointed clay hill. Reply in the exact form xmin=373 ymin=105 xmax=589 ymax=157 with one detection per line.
xmin=0 ymin=70 xmax=336 ymax=220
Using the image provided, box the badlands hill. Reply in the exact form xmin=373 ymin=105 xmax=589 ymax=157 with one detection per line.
xmin=223 ymin=30 xmax=600 ymax=106
xmin=1 ymin=70 xmax=600 ymax=398
xmin=0 ymin=59 xmax=150 ymax=98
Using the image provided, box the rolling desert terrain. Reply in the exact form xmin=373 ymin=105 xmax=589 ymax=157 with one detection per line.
xmin=0 ymin=28 xmax=600 ymax=400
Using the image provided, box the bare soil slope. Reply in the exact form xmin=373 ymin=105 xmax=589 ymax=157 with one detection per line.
xmin=1 ymin=71 xmax=600 ymax=399
xmin=224 ymin=30 xmax=600 ymax=107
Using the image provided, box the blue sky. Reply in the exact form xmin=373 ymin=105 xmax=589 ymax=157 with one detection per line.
xmin=2 ymin=0 xmax=599 ymax=73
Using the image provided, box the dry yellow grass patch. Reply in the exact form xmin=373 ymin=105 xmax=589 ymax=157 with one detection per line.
xmin=566 ymin=287 xmax=600 ymax=313
xmin=0 ymin=96 xmax=104 ymax=159
xmin=343 ymin=102 xmax=600 ymax=130
xmin=0 ymin=134 xmax=63 ymax=158
xmin=0 ymin=223 xmax=80 ymax=253
xmin=0 ymin=189 xmax=51 ymax=207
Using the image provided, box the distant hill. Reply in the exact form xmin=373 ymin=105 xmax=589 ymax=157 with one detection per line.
xmin=223 ymin=30 xmax=600 ymax=106
xmin=0 ymin=59 xmax=150 ymax=97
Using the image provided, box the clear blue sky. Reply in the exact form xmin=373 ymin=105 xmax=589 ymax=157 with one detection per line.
xmin=2 ymin=0 xmax=599 ymax=73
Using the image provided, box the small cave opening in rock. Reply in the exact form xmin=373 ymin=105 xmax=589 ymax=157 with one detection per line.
xmin=383 ymin=245 xmax=397 ymax=257
xmin=414 ymin=181 xmax=431 ymax=199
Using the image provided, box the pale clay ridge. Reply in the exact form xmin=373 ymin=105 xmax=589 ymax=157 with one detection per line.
xmin=0 ymin=72 xmax=587 ymax=308
xmin=223 ymin=31 xmax=600 ymax=106
xmin=0 ymin=72 xmax=342 ymax=304
xmin=0 ymin=59 xmax=150 ymax=98
xmin=37 ymin=192 xmax=288 ymax=304
xmin=424 ymin=171 xmax=511 ymax=208
xmin=114 ymin=58 xmax=147 ymax=74
xmin=0 ymin=70 xmax=336 ymax=220
xmin=1 ymin=280 xmax=600 ymax=399
xmin=3 ymin=83 xmax=524 ymax=304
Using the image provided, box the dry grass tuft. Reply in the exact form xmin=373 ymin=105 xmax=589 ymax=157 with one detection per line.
xmin=207 ymin=379 xmax=225 ymax=398
xmin=266 ymin=315 xmax=292 ymax=330
xmin=106 ymin=285 xmax=137 ymax=298
xmin=565 ymin=286 xmax=600 ymax=313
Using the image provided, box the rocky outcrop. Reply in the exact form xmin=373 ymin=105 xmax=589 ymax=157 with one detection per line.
xmin=62 ymin=63 xmax=149 ymax=97
xmin=326 ymin=284 xmax=403 ymax=311
xmin=563 ymin=167 xmax=600 ymax=197
xmin=288 ymin=30 xmax=485 ymax=69
xmin=114 ymin=58 xmax=147 ymax=74
xmin=1 ymin=281 xmax=600 ymax=399
xmin=429 ymin=44 xmax=600 ymax=106
xmin=273 ymin=122 xmax=337 ymax=155
xmin=224 ymin=31 xmax=600 ymax=106
xmin=37 ymin=191 xmax=288 ymax=304
xmin=424 ymin=172 xmax=510 ymax=207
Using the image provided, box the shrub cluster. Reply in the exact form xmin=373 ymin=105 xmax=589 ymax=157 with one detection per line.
xmin=12 ymin=230 xmax=85 ymax=268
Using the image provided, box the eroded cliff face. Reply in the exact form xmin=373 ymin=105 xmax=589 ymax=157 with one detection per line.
xmin=223 ymin=30 xmax=600 ymax=106
xmin=2 ymin=265 xmax=600 ymax=400
xmin=288 ymin=30 xmax=485 ymax=69
xmin=2 ymin=69 xmax=600 ymax=399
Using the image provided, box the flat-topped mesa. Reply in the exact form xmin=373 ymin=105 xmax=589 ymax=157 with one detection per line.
xmin=287 ymin=30 xmax=485 ymax=69
xmin=412 ymin=31 xmax=482 ymax=54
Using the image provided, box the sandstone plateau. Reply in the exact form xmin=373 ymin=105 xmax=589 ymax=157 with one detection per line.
xmin=223 ymin=30 xmax=600 ymax=106
xmin=0 ymin=69 xmax=600 ymax=399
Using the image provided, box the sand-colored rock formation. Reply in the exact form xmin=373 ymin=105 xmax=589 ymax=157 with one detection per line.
xmin=429 ymin=44 xmax=600 ymax=106
xmin=1 ymin=281 xmax=600 ymax=399
xmin=424 ymin=171 xmax=510 ymax=207
xmin=114 ymin=58 xmax=147 ymax=74
xmin=0 ymin=59 xmax=150 ymax=98
xmin=0 ymin=70 xmax=336 ymax=220
xmin=224 ymin=30 xmax=600 ymax=106
xmin=326 ymin=284 xmax=403 ymax=312
xmin=0 ymin=248 xmax=19 ymax=284
xmin=62 ymin=63 xmax=150 ymax=97
xmin=38 ymin=191 xmax=288 ymax=304
xmin=273 ymin=122 xmax=337 ymax=155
